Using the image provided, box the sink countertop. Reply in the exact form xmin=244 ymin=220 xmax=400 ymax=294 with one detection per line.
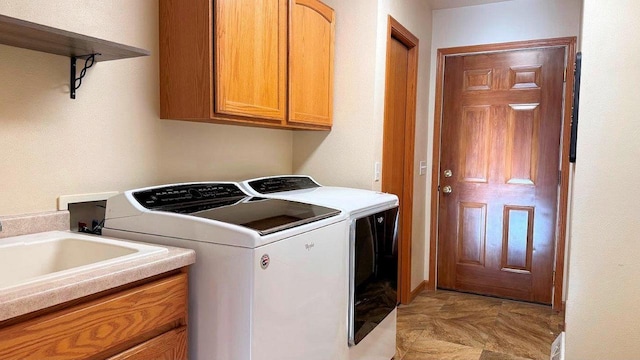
xmin=0 ymin=233 xmax=195 ymax=322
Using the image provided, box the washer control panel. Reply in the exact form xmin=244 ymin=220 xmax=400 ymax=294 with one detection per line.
xmin=133 ymin=183 xmax=245 ymax=209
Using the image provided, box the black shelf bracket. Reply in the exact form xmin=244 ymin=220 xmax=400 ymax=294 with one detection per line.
xmin=70 ymin=53 xmax=100 ymax=99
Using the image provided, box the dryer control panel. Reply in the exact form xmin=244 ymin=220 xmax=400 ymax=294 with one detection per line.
xmin=247 ymin=176 xmax=320 ymax=194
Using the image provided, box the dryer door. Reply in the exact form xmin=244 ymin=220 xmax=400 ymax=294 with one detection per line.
xmin=349 ymin=206 xmax=399 ymax=345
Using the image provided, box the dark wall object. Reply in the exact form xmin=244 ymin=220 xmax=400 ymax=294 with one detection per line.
xmin=569 ymin=52 xmax=582 ymax=163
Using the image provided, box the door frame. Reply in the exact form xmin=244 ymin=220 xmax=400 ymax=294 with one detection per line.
xmin=382 ymin=16 xmax=419 ymax=305
xmin=428 ymin=37 xmax=577 ymax=310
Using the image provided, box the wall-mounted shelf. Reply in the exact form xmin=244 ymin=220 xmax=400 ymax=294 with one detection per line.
xmin=0 ymin=14 xmax=150 ymax=99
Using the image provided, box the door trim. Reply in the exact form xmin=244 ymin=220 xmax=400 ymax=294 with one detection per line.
xmin=382 ymin=16 xmax=419 ymax=305
xmin=428 ymin=37 xmax=577 ymax=310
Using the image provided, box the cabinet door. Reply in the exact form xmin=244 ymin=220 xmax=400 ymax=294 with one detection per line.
xmin=215 ymin=0 xmax=287 ymax=122
xmin=108 ymin=327 xmax=188 ymax=360
xmin=0 ymin=274 xmax=187 ymax=360
xmin=289 ymin=0 xmax=335 ymax=127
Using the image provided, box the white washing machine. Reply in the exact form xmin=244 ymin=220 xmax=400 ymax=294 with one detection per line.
xmin=103 ymin=182 xmax=349 ymax=360
xmin=240 ymin=175 xmax=399 ymax=360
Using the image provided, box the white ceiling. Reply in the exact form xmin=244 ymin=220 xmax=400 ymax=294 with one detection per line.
xmin=428 ymin=0 xmax=513 ymax=10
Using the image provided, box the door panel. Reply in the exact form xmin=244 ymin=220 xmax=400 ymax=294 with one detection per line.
xmin=289 ymin=0 xmax=335 ymax=126
xmin=459 ymin=105 xmax=491 ymax=183
xmin=382 ymin=36 xmax=409 ymax=261
xmin=215 ymin=0 xmax=287 ymax=121
xmin=502 ymin=205 xmax=534 ymax=272
xmin=382 ymin=37 xmax=409 ymax=202
xmin=506 ymin=104 xmax=539 ymax=185
xmin=381 ymin=18 xmax=419 ymax=304
xmin=437 ymin=47 xmax=565 ymax=304
xmin=457 ymin=202 xmax=486 ymax=266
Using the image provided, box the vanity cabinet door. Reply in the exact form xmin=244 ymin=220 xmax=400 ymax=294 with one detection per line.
xmin=214 ymin=0 xmax=288 ymax=122
xmin=0 ymin=274 xmax=187 ymax=360
xmin=108 ymin=326 xmax=188 ymax=360
xmin=288 ymin=0 xmax=335 ymax=127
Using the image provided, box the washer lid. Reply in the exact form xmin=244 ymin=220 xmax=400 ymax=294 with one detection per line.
xmin=174 ymin=197 xmax=340 ymax=235
xmin=241 ymin=176 xmax=399 ymax=215
xmin=132 ymin=183 xmax=340 ymax=236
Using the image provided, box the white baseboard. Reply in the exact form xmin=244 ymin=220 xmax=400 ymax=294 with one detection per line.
xmin=550 ymin=332 xmax=565 ymax=360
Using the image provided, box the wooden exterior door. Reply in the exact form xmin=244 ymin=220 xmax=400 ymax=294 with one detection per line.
xmin=437 ymin=47 xmax=565 ymax=304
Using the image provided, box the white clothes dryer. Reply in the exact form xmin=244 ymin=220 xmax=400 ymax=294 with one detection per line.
xmin=104 ymin=182 xmax=349 ymax=360
xmin=240 ymin=175 xmax=399 ymax=360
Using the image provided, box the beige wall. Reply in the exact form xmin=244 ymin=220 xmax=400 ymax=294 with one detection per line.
xmin=0 ymin=1 xmax=292 ymax=216
xmin=426 ymin=0 xmax=583 ymax=284
xmin=292 ymin=0 xmax=433 ymax=291
xmin=429 ymin=0 xmax=511 ymax=10
xmin=292 ymin=0 xmax=379 ymax=190
xmin=565 ymin=1 xmax=640 ymax=358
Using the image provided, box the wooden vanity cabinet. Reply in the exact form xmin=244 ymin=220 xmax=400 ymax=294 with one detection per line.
xmin=159 ymin=0 xmax=335 ymax=130
xmin=0 ymin=271 xmax=189 ymax=360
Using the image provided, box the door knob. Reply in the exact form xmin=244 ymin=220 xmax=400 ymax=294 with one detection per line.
xmin=443 ymin=169 xmax=453 ymax=178
xmin=442 ymin=185 xmax=452 ymax=194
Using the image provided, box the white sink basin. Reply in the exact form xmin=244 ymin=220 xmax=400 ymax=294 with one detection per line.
xmin=0 ymin=231 xmax=168 ymax=291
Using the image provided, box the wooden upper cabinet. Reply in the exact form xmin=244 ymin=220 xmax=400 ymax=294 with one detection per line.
xmin=289 ymin=0 xmax=335 ymax=127
xmin=159 ymin=0 xmax=335 ymax=130
xmin=215 ymin=0 xmax=287 ymax=121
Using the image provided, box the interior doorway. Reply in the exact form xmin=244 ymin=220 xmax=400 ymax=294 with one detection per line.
xmin=381 ymin=16 xmax=418 ymax=305
xmin=429 ymin=38 xmax=577 ymax=309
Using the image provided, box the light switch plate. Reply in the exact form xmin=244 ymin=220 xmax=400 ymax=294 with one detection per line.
xmin=374 ymin=162 xmax=382 ymax=182
xmin=419 ymin=161 xmax=427 ymax=175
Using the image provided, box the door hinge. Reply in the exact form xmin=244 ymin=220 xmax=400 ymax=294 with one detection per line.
xmin=558 ymin=170 xmax=562 ymax=186
xmin=552 ymin=270 xmax=556 ymax=286
xmin=563 ymin=66 xmax=567 ymax=82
